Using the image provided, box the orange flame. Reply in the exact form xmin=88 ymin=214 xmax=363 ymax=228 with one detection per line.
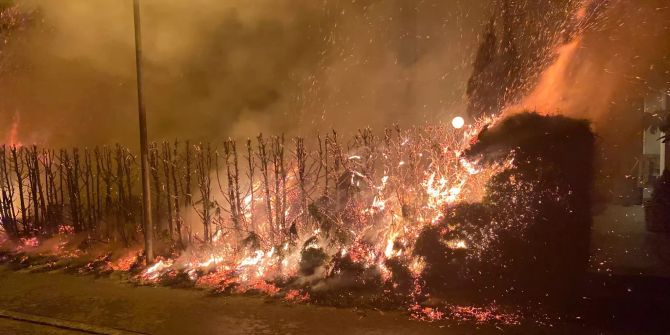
xmin=6 ymin=112 xmax=21 ymax=146
xmin=514 ymin=37 xmax=582 ymax=114
xmin=506 ymin=0 xmax=591 ymax=117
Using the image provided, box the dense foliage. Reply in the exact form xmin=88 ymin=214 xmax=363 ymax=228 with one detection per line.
xmin=415 ymin=113 xmax=595 ymax=303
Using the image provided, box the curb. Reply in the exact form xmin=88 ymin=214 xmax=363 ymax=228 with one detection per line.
xmin=0 ymin=309 xmax=147 ymax=335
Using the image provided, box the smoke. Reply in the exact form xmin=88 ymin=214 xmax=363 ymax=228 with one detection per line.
xmin=515 ymin=0 xmax=670 ymax=199
xmin=0 ymin=0 xmax=488 ymax=146
xmin=460 ymin=0 xmax=669 ymax=199
xmin=1 ymin=1 xmax=668 ymax=154
xmin=510 ymin=0 xmax=670 ymax=127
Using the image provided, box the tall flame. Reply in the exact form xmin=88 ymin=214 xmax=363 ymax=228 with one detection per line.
xmin=505 ymin=0 xmax=592 ymax=117
xmin=512 ymin=37 xmax=582 ymax=114
xmin=6 ymin=112 xmax=21 ymax=146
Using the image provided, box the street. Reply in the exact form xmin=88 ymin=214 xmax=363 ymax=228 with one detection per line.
xmin=0 ymin=205 xmax=668 ymax=334
xmin=0 ymin=266 xmax=491 ymax=335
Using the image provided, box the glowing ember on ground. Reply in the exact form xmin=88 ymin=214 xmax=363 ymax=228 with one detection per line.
xmin=109 ymin=253 xmax=140 ymax=272
xmin=283 ymin=289 xmax=310 ymax=303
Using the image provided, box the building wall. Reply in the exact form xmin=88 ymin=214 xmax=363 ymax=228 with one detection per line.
xmin=640 ymin=92 xmax=668 ymax=199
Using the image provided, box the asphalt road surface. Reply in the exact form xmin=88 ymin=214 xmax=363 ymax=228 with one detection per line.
xmin=2 ymin=263 xmax=668 ymax=334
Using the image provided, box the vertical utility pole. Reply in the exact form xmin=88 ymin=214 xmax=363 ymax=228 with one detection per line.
xmin=133 ymin=0 xmax=154 ymax=264
xmin=397 ymin=0 xmax=418 ymax=118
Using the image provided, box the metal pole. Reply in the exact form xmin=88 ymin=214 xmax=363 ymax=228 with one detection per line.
xmin=133 ymin=0 xmax=154 ymax=264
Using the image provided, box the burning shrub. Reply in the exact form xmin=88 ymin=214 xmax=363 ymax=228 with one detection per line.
xmin=412 ymin=113 xmax=595 ymax=303
xmin=157 ymin=270 xmax=196 ymax=288
xmin=645 ymin=169 xmax=670 ymax=232
xmin=328 ymin=253 xmax=367 ymax=280
xmin=326 ymin=250 xmax=383 ymax=290
xmin=384 ymin=257 xmax=413 ymax=294
xmin=241 ymin=232 xmax=262 ymax=251
xmin=413 ymin=225 xmax=468 ymax=293
xmin=463 ymin=112 xmax=595 ymax=302
xmin=298 ymin=236 xmax=328 ymax=276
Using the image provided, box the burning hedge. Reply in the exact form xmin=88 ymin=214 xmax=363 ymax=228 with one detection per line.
xmin=0 ymin=112 xmax=595 ymax=319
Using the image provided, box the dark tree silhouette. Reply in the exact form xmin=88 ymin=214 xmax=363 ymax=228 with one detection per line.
xmin=466 ymin=19 xmax=500 ymax=119
xmin=466 ymin=0 xmax=581 ymax=119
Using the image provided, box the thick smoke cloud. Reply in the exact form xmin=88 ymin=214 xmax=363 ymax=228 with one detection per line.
xmin=1 ymin=0 xmax=668 ymax=151
xmin=0 ymin=0 xmax=487 ymax=146
xmin=462 ymin=0 xmax=669 ymax=199
xmin=514 ymin=0 xmax=670 ymax=194
xmin=514 ymin=0 xmax=670 ymax=125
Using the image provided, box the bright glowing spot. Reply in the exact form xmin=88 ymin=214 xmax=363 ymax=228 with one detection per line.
xmin=448 ymin=240 xmax=468 ymax=249
xmin=451 ymin=116 xmax=465 ymax=129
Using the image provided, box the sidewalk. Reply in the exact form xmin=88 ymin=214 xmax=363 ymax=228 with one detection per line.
xmin=591 ymin=205 xmax=670 ymax=277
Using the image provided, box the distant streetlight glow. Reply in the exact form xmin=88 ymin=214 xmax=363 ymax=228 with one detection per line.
xmin=451 ymin=116 xmax=465 ymax=129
